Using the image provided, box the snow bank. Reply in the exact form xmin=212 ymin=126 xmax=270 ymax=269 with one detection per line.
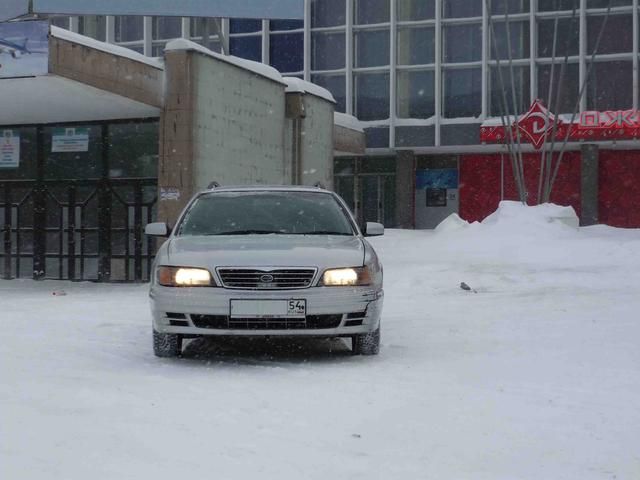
xmin=483 ymin=201 xmax=579 ymax=230
xmin=434 ymin=213 xmax=470 ymax=233
xmin=435 ymin=201 xmax=579 ymax=236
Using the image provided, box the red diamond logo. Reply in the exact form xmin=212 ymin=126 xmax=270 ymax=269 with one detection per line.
xmin=514 ymin=99 xmax=559 ymax=150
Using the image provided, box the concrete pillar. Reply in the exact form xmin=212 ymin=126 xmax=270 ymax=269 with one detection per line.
xmin=158 ymin=51 xmax=195 ymax=226
xmin=581 ymin=144 xmax=599 ymax=226
xmin=395 ymin=150 xmax=416 ymax=229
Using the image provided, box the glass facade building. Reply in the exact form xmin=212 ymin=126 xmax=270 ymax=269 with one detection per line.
xmin=48 ymin=0 xmax=640 ymax=230
xmin=51 ymin=0 xmax=639 ymax=151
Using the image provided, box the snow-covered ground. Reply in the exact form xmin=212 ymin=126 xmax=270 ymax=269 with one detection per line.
xmin=2 ymin=203 xmax=640 ymax=479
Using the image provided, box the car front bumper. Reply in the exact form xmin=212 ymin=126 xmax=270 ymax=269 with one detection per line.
xmin=150 ymin=284 xmax=383 ymax=337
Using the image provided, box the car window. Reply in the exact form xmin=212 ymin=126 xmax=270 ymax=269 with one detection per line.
xmin=177 ymin=191 xmax=356 ymax=236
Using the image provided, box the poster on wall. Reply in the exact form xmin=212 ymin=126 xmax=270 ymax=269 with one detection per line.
xmin=51 ymin=128 xmax=90 ymax=153
xmin=0 ymin=20 xmax=49 ymax=79
xmin=0 ymin=130 xmax=20 ymax=168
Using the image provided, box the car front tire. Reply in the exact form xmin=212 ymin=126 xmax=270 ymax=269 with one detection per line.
xmin=352 ymin=327 xmax=380 ymax=355
xmin=153 ymin=329 xmax=183 ymax=358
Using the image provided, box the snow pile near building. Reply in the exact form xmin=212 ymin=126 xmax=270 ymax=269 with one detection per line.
xmin=436 ymin=201 xmax=579 ymax=236
xmin=482 ymin=201 xmax=579 ymax=231
xmin=427 ymin=200 xmax=632 ymax=273
xmin=434 ymin=212 xmax=471 ymax=233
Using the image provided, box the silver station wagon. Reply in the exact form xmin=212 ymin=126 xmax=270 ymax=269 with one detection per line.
xmin=145 ymin=186 xmax=384 ymax=358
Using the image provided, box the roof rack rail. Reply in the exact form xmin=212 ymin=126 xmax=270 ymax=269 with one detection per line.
xmin=207 ymin=181 xmax=221 ymax=189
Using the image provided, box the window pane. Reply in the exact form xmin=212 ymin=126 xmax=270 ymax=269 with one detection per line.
xmin=108 ymin=123 xmax=158 ymax=178
xmin=190 ymin=18 xmax=205 ymax=37
xmin=397 ymin=26 xmax=435 ymax=65
xmin=354 ymin=72 xmax=390 ymax=120
xmin=443 ymin=68 xmax=482 ymax=118
xmin=491 ymin=0 xmax=530 ymax=14
xmin=270 ymin=20 xmax=303 ymax=31
xmin=491 ymin=21 xmax=530 ymax=59
xmin=587 ymin=0 xmax=631 ymax=7
xmin=587 ymin=61 xmax=633 ymax=110
xmin=115 ymin=16 xmax=143 ymax=43
xmin=443 ymin=0 xmax=482 ymax=18
xmin=397 ymin=0 xmax=435 ymax=21
xmin=489 ymin=66 xmax=530 ymax=116
xmin=397 ymin=70 xmax=435 ymax=118
xmin=0 ymin=128 xmax=37 ymax=180
xmin=44 ymin=126 xmax=103 ymax=180
xmin=443 ymin=24 xmax=482 ymax=63
xmin=78 ymin=16 xmax=106 ymax=41
xmin=354 ymin=29 xmax=390 ymax=67
xmin=538 ymin=0 xmax=579 ymax=11
xmin=312 ymin=32 xmax=346 ymax=70
xmin=270 ymin=33 xmax=304 ymax=73
xmin=230 ymin=19 xmax=262 ymax=34
xmin=311 ymin=74 xmax=346 ymax=112
xmin=538 ymin=62 xmax=580 ymax=114
xmin=230 ymin=36 xmax=262 ymax=62
xmin=587 ymin=15 xmax=633 ymax=54
xmin=355 ymin=0 xmax=390 ymax=24
xmin=50 ymin=16 xmax=69 ymax=29
xmin=152 ymin=17 xmax=181 ymax=40
xmin=311 ymin=0 xmax=346 ymax=27
xmin=537 ymin=17 xmax=579 ymax=57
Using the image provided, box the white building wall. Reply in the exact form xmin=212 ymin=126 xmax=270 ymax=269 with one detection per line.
xmin=299 ymin=94 xmax=334 ymax=189
xmin=191 ymin=53 xmax=287 ymax=189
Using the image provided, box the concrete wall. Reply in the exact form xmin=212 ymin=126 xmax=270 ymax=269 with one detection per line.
xmin=191 ymin=53 xmax=287 ymax=190
xmin=50 ymin=37 xmax=163 ymax=108
xmin=299 ymin=94 xmax=334 ymax=189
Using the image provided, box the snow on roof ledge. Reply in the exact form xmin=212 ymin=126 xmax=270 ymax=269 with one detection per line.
xmin=165 ymin=38 xmax=285 ymax=84
xmin=51 ymin=26 xmax=164 ymax=70
xmin=334 ymin=112 xmax=364 ymax=133
xmin=283 ymin=77 xmax=335 ymax=104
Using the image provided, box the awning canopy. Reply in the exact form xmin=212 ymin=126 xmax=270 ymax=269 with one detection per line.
xmin=0 ymin=76 xmax=161 ymax=126
xmin=2 ymin=0 xmax=303 ymax=22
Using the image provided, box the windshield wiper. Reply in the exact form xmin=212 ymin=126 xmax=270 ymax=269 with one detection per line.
xmin=206 ymin=230 xmax=283 ymax=235
xmin=298 ymin=231 xmax=353 ymax=236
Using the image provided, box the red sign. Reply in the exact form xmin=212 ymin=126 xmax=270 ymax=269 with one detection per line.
xmin=480 ymin=99 xmax=640 ymax=149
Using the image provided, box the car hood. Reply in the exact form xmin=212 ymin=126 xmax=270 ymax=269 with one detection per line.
xmin=164 ymin=234 xmax=365 ymax=271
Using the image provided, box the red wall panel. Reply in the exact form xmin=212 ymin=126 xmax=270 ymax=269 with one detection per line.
xmin=460 ymin=152 xmax=581 ymax=223
xmin=599 ymin=151 xmax=640 ymax=228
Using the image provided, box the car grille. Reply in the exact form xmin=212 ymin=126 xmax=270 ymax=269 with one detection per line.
xmin=191 ymin=314 xmax=342 ymax=330
xmin=217 ymin=268 xmax=317 ymax=289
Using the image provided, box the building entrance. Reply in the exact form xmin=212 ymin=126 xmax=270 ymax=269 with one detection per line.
xmin=1 ymin=121 xmax=159 ymax=282
xmin=334 ymin=157 xmax=396 ymax=228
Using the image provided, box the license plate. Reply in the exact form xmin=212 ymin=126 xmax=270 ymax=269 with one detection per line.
xmin=230 ymin=299 xmax=306 ymax=318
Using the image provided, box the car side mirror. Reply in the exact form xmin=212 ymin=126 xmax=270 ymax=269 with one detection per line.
xmin=145 ymin=222 xmax=171 ymax=237
xmin=365 ymin=222 xmax=384 ymax=237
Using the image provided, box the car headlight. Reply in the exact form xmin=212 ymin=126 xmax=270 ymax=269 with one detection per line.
xmin=157 ymin=266 xmax=215 ymax=287
xmin=321 ymin=267 xmax=373 ymax=287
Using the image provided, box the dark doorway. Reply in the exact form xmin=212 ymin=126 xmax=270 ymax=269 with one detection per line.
xmin=334 ymin=157 xmax=396 ymax=228
xmin=1 ymin=120 xmax=159 ymax=282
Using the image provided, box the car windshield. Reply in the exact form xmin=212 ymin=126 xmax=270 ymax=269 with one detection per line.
xmin=177 ymin=191 xmax=355 ymax=236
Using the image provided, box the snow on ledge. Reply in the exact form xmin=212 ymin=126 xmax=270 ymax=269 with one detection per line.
xmin=282 ymin=77 xmax=335 ymax=104
xmin=51 ymin=27 xmax=164 ymax=70
xmin=334 ymin=112 xmax=364 ymax=133
xmin=165 ymin=38 xmax=285 ymax=85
